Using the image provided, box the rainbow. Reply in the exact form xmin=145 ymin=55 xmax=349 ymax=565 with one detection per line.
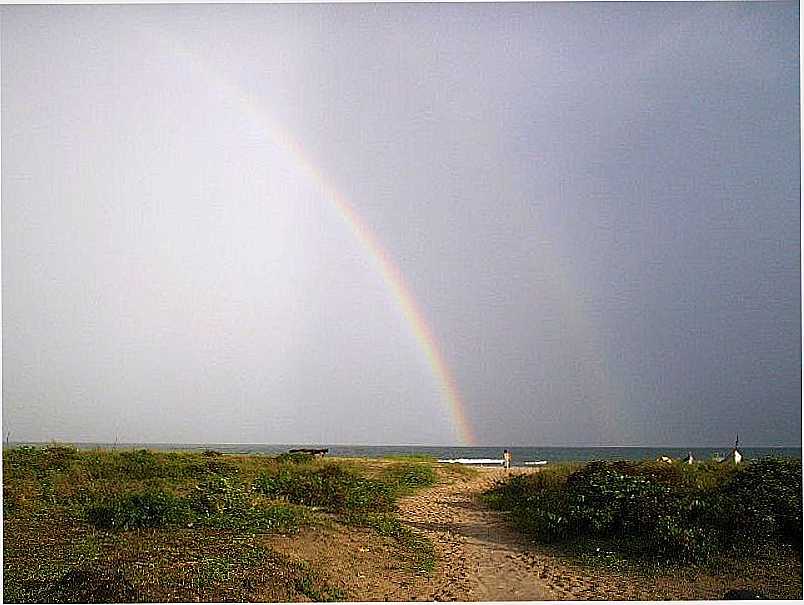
xmin=163 ymin=36 xmax=476 ymax=445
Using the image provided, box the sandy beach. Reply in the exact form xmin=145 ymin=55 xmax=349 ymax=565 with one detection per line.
xmin=268 ymin=465 xmax=802 ymax=601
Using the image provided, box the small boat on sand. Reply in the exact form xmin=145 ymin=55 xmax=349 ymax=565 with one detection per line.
xmin=523 ymin=460 xmax=548 ymax=466
xmin=437 ymin=458 xmax=504 ymax=465
xmin=288 ymin=448 xmax=328 ymax=456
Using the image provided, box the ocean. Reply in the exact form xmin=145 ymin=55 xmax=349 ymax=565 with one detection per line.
xmin=10 ymin=442 xmax=801 ymax=467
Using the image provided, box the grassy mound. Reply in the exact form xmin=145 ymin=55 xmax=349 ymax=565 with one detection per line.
xmin=254 ymin=464 xmax=395 ymax=512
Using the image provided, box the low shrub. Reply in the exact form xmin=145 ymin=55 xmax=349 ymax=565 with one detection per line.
xmin=380 ymin=462 xmax=437 ymax=492
xmin=653 ymin=515 xmax=720 ymax=562
xmin=187 ymin=474 xmax=304 ymax=532
xmin=4 ymin=444 xmax=81 ymax=477
xmin=4 ymin=446 xmax=47 ymax=479
xmin=484 ymin=457 xmax=802 ymax=564
xmin=565 ymin=461 xmax=676 ymax=537
xmin=78 ymin=450 xmax=237 ymax=482
xmin=202 ymin=502 xmax=305 ymax=533
xmin=381 ymin=454 xmax=437 ymax=462
xmin=189 ymin=475 xmax=251 ymax=517
xmin=720 ymin=457 xmax=802 ymax=545
xmin=86 ymin=489 xmax=191 ymax=530
xmin=254 ymin=464 xmax=395 ymax=512
xmin=115 ymin=449 xmax=163 ymax=480
xmin=43 ymin=445 xmax=81 ymax=471
xmin=275 ymin=452 xmax=315 ymax=465
xmin=3 ymin=484 xmax=19 ymax=514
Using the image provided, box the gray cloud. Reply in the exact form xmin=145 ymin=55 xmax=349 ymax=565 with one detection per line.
xmin=2 ymin=2 xmax=799 ymax=446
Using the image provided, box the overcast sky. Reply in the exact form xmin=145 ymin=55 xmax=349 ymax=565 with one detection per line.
xmin=2 ymin=2 xmax=800 ymax=446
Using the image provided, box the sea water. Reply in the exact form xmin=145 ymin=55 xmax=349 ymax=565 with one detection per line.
xmin=12 ymin=442 xmax=801 ymax=467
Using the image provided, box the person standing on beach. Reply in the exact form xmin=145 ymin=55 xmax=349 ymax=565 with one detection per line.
xmin=503 ymin=449 xmax=511 ymax=471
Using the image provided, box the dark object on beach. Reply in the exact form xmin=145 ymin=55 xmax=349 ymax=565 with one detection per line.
xmin=722 ymin=589 xmax=768 ymax=600
xmin=288 ymin=448 xmax=328 ymax=457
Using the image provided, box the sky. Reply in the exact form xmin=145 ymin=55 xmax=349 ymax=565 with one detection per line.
xmin=2 ymin=2 xmax=800 ymax=447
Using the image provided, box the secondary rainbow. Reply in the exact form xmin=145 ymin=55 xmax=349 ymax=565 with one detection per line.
xmin=165 ymin=36 xmax=476 ymax=445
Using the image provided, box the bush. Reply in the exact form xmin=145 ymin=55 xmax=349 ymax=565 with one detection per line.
xmin=203 ymin=501 xmax=304 ymax=533
xmin=484 ymin=457 xmax=802 ymax=564
xmin=344 ymin=476 xmax=395 ymax=511
xmin=516 ymin=506 xmax=575 ymax=543
xmin=720 ymin=457 xmax=802 ymax=545
xmin=43 ymin=445 xmax=81 ymax=471
xmin=190 ymin=475 xmax=251 ymax=517
xmin=380 ymin=463 xmax=437 ymax=492
xmin=79 ymin=450 xmax=237 ymax=482
xmin=653 ymin=515 xmax=720 ymax=562
xmin=565 ymin=462 xmax=675 ymax=536
xmin=3 ymin=484 xmax=19 ymax=514
xmin=185 ymin=475 xmax=303 ymax=532
xmin=275 ymin=452 xmax=315 ymax=465
xmin=115 ymin=449 xmax=163 ymax=480
xmin=86 ymin=489 xmax=191 ymax=530
xmin=254 ymin=464 xmax=395 ymax=512
xmin=4 ymin=446 xmax=47 ymax=478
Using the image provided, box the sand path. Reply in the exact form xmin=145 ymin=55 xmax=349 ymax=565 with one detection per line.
xmin=397 ymin=468 xmax=575 ymax=602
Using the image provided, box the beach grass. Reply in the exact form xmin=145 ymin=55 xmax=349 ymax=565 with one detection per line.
xmin=378 ymin=462 xmax=438 ymax=493
xmin=380 ymin=453 xmax=438 ymax=462
xmin=2 ymin=444 xmax=440 ymax=602
xmin=342 ymin=511 xmax=437 ymax=573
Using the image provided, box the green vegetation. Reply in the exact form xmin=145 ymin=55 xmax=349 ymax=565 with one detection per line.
xmin=26 ymin=532 xmax=342 ymax=603
xmin=3 ymin=445 xmax=441 ymax=602
xmin=86 ymin=489 xmax=191 ymax=530
xmin=379 ymin=462 xmax=438 ymax=493
xmin=381 ymin=453 xmax=437 ymax=462
xmin=344 ymin=512 xmax=436 ymax=573
xmin=484 ymin=457 xmax=802 ymax=565
xmin=187 ymin=475 xmax=308 ymax=532
xmin=275 ymin=451 xmax=316 ymax=465
xmin=254 ymin=464 xmax=396 ymax=512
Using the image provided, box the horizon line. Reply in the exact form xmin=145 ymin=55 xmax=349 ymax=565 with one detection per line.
xmin=5 ymin=440 xmax=802 ymax=449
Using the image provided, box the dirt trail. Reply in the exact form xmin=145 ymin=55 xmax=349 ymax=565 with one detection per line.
xmin=262 ymin=465 xmax=798 ymax=601
xmin=397 ymin=468 xmax=574 ymax=602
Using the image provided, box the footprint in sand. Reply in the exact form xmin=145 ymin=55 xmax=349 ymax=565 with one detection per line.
xmin=397 ymin=469 xmax=559 ymax=602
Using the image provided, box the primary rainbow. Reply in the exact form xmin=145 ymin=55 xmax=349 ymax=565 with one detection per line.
xmin=166 ymin=36 xmax=476 ymax=445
